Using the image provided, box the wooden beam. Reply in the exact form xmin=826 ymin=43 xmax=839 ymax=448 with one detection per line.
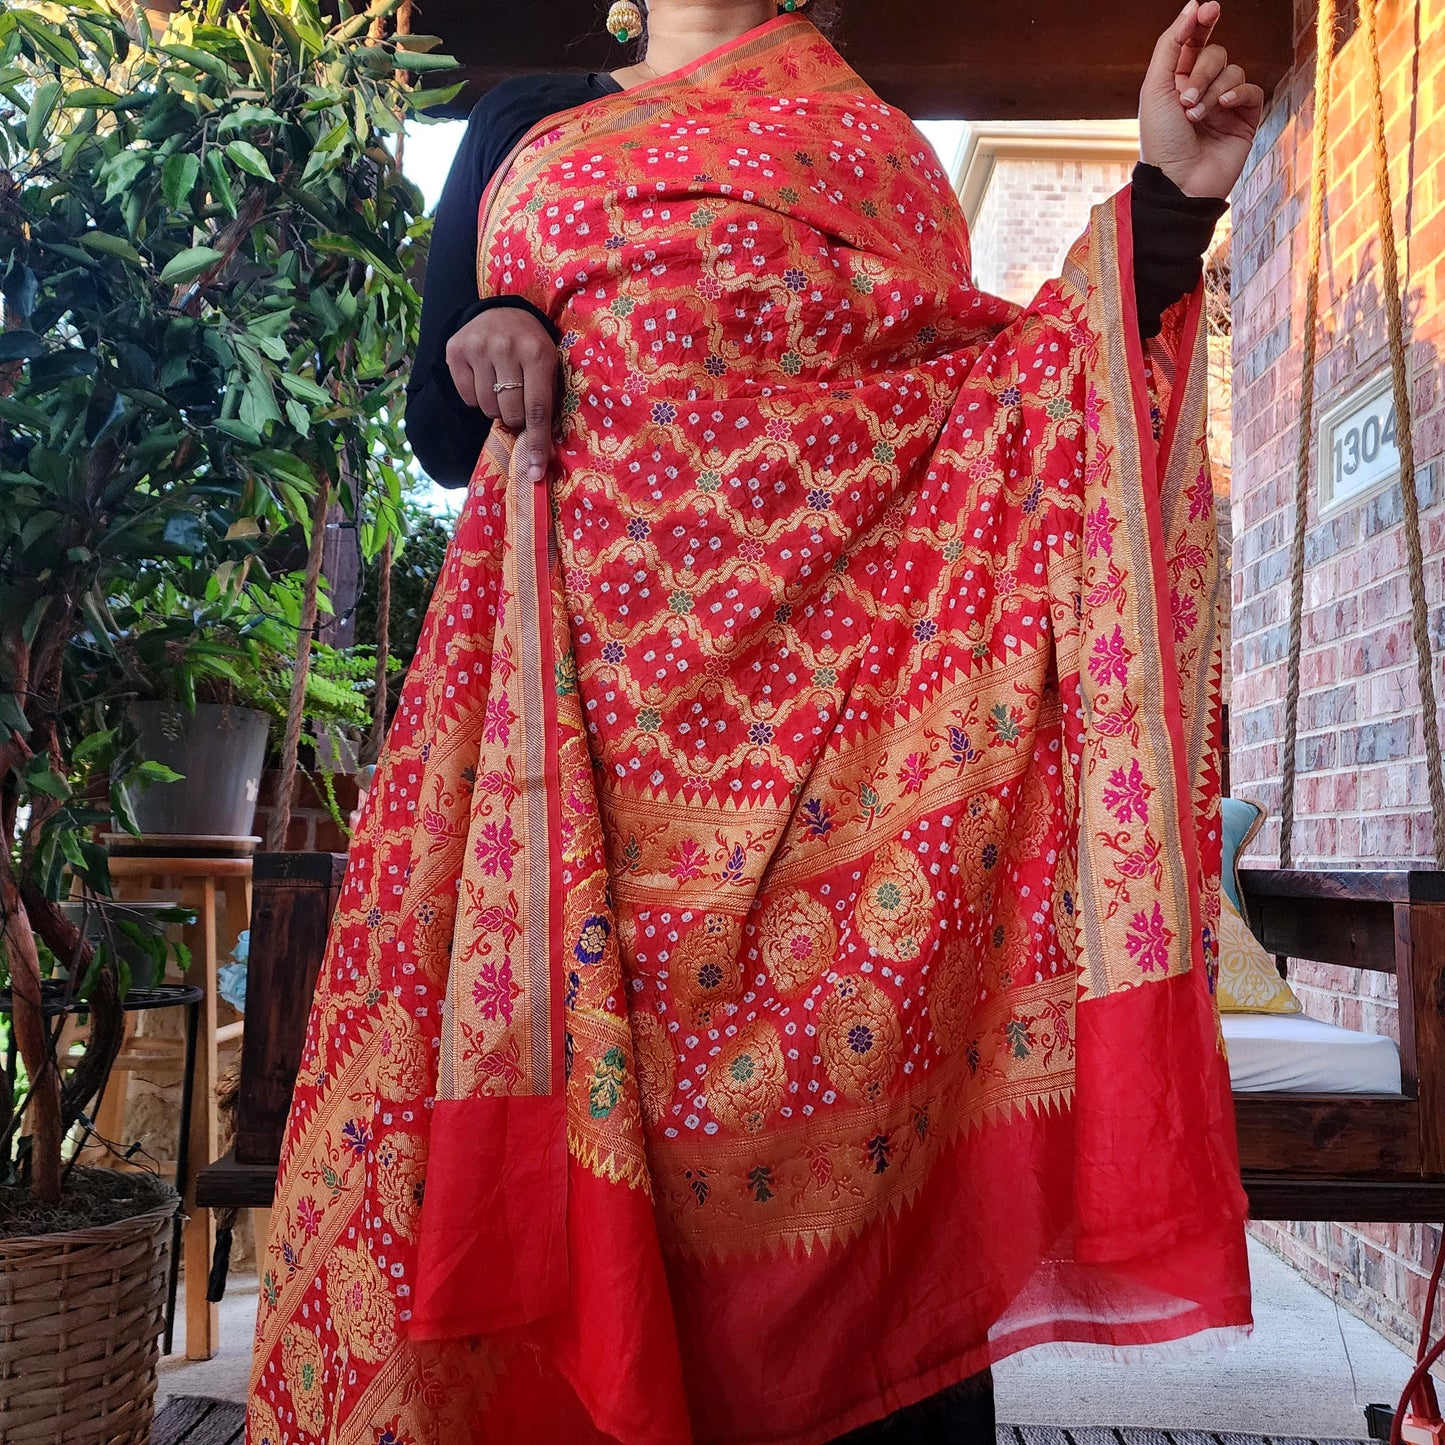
xmin=1233 ymin=1093 xmax=1422 ymax=1177
xmin=413 ymin=0 xmax=1293 ymax=121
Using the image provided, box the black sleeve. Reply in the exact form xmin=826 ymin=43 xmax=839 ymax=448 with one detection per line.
xmin=1130 ymin=162 xmax=1228 ymax=340
xmin=405 ymin=75 xmax=619 ymax=488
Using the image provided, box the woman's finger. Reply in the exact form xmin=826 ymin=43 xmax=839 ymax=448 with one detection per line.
xmin=1180 ymin=44 xmax=1229 ymax=111
xmin=522 ymin=349 xmax=558 ymax=484
xmin=446 ymin=337 xmax=481 ymax=411
xmin=476 ymin=359 xmax=501 ymax=420
xmin=1217 ymin=80 xmax=1266 ymax=128
xmin=495 ymin=371 xmax=527 ymax=433
xmin=1174 ymin=0 xmax=1221 ymax=87
xmin=1188 ymin=61 xmax=1246 ymax=122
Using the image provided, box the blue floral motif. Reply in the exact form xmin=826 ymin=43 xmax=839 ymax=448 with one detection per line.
xmin=806 ymin=488 xmax=832 ymax=510
xmin=783 ymin=267 xmax=808 ymax=292
xmin=626 ymin=517 xmax=650 ymax=541
xmin=1000 ymin=385 xmax=1022 ymax=406
xmin=913 ymin=619 xmax=938 ymax=642
xmin=800 ymin=797 xmax=835 ymax=838
xmin=565 ymin=970 xmax=581 ymax=1009
xmin=341 ymin=1118 xmax=371 ymax=1157
xmin=574 ymin=915 xmax=611 ymax=967
xmin=602 ymin=640 xmax=625 ymax=664
xmin=749 ymin=722 xmax=774 ymax=746
xmin=652 ymin=401 xmax=677 ymax=425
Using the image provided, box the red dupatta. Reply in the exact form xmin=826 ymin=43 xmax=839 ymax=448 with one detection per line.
xmin=250 ymin=17 xmax=1250 ymax=1445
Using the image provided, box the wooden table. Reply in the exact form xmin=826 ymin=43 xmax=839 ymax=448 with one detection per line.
xmin=103 ymin=843 xmax=253 ymax=1362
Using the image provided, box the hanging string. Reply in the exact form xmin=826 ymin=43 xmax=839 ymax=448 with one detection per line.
xmin=1280 ymin=0 xmax=1338 ymax=870
xmin=1359 ymin=0 xmax=1445 ymax=869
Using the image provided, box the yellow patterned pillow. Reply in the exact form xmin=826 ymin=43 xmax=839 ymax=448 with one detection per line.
xmin=1216 ymin=892 xmax=1301 ymax=1014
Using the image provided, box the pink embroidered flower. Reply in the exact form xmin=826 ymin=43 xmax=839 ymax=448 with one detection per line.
xmin=738 ymin=539 xmax=766 ymax=563
xmin=565 ymin=567 xmax=591 ymax=594
xmin=1173 ymin=592 xmax=1199 ymax=642
xmin=1126 ymin=900 xmax=1174 ymax=974
xmin=472 ymin=957 xmax=522 ymax=1025
xmin=1084 ymin=385 xmax=1102 ymax=434
xmin=296 ymin=1196 xmax=321 ymax=1239
xmin=696 ymin=276 xmax=723 ymax=301
xmin=722 ymin=66 xmax=767 ymax=91
xmin=765 ymin=418 xmax=792 ymax=442
xmin=1101 ymin=756 xmax=1153 ymax=824
xmin=474 ymin=816 xmax=520 ymax=880
xmin=482 ymin=695 xmax=513 ymax=745
xmin=896 ymin=752 xmax=927 ymax=794
xmin=1187 ymin=467 xmax=1213 ymax=522
xmin=1084 ymin=499 xmax=1117 ymax=559
xmin=668 ymin=837 xmax=709 ymax=882
xmin=1088 ymin=624 xmax=1133 ymax=688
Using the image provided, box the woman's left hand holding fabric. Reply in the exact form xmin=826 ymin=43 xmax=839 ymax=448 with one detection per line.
xmin=1139 ymin=0 xmax=1266 ymax=200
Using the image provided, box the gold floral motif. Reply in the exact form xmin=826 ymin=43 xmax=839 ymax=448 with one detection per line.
xmin=928 ymin=927 xmax=982 ymax=1055
xmin=952 ymin=792 xmax=1009 ymax=911
xmin=377 ymin=994 xmax=432 ymax=1102
xmin=326 ymin=1244 xmax=398 ymax=1366
xmin=818 ymin=974 xmax=903 ymax=1102
xmin=755 ymin=889 xmax=838 ymax=994
xmin=705 ymin=1021 xmax=788 ymax=1133
xmin=282 ymin=1325 xmax=328 ymax=1434
xmin=248 ymin=1396 xmax=282 ymax=1445
xmin=375 ymin=1131 xmax=427 ymax=1242
xmin=853 ymin=841 xmax=933 ymax=961
xmin=670 ymin=912 xmax=744 ymax=1024
xmin=630 ymin=1006 xmax=677 ymax=1124
xmin=1005 ymin=764 xmax=1054 ymax=870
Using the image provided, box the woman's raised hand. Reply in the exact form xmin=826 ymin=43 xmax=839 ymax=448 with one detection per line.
xmin=1139 ymin=0 xmax=1266 ymax=200
xmin=445 ymin=306 xmax=559 ymax=483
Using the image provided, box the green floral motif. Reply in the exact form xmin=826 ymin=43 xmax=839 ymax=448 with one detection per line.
xmin=1005 ymin=1018 xmax=1033 ymax=1061
xmin=561 ymin=389 xmax=581 ymax=418
xmin=555 ymin=651 xmax=578 ymax=697
xmin=1046 ymin=395 xmax=1072 ymax=420
xmin=873 ymin=440 xmax=896 ymax=464
xmin=526 ymin=195 xmax=546 ymax=214
xmin=610 ymin=296 xmax=636 ymax=317
xmin=691 ymin=205 xmax=717 ymax=226
xmin=697 ymin=470 xmax=723 ymax=493
xmin=859 ymin=781 xmax=882 ymax=824
xmin=623 ymin=834 xmax=643 ymax=873
xmin=638 ymin=707 xmax=662 ymax=733
xmin=669 ymin=590 xmax=694 ymax=616
xmin=852 ymin=272 xmax=875 ymax=294
xmin=780 ymin=351 xmax=803 ymax=376
xmin=589 ymin=1046 xmax=628 ymax=1120
xmin=263 ymin=1270 xmax=279 ymax=1308
xmin=987 ymin=703 xmax=1024 ymax=746
xmin=813 ymin=665 xmax=838 ymax=688
xmin=942 ymin=539 xmax=964 ymax=561
xmin=832 ymin=554 xmax=850 ymax=575
xmin=859 ymin=199 xmax=879 ymax=218
xmin=874 ymin=881 xmax=903 ymax=912
xmin=778 ymin=186 xmax=800 ymax=205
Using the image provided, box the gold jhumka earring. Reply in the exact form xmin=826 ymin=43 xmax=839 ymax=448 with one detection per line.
xmin=606 ymin=1 xmax=643 ymax=42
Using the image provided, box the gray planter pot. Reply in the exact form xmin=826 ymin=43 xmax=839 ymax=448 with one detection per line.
xmin=59 ymin=899 xmax=178 ymax=992
xmin=115 ymin=702 xmax=270 ymax=839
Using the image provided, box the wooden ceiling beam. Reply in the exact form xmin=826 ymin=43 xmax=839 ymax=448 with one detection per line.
xmin=414 ymin=0 xmax=1294 ymax=121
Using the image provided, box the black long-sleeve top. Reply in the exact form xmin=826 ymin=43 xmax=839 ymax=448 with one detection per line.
xmin=407 ymin=75 xmax=1227 ymax=487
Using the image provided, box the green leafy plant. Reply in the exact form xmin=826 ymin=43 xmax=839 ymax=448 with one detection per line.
xmin=0 ymin=0 xmax=453 ymax=1208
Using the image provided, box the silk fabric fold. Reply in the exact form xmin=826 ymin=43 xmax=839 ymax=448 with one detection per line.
xmin=250 ymin=17 xmax=1251 ymax=1445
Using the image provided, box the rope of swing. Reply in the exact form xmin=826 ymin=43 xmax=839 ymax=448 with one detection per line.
xmin=1360 ymin=0 xmax=1445 ymax=869
xmin=1280 ymin=0 xmax=1445 ymax=871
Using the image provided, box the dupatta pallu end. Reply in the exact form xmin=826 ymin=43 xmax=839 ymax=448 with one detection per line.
xmin=250 ymin=21 xmax=1249 ymax=1445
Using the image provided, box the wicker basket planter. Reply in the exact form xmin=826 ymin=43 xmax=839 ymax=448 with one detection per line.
xmin=0 ymin=1193 xmax=177 ymax=1444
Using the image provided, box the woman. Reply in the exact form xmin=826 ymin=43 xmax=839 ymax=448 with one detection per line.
xmin=251 ymin=4 xmax=1261 ymax=1442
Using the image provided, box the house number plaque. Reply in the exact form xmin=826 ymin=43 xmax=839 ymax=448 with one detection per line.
xmin=1319 ymin=371 xmax=1404 ymax=514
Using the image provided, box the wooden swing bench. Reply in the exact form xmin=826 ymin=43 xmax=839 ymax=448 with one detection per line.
xmin=197 ymin=857 xmax=1445 ymax=1227
xmin=1233 ymin=866 xmax=1445 ymax=1223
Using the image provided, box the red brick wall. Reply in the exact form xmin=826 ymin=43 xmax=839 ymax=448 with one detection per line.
xmin=1230 ymin=0 xmax=1445 ymax=1351
xmin=254 ymin=770 xmax=359 ymax=854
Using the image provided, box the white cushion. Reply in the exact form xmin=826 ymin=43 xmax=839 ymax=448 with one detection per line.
xmin=1223 ymin=1012 xmax=1402 ymax=1095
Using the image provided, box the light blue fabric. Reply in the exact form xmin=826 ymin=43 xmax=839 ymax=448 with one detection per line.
xmin=218 ymin=929 xmax=249 ymax=1013
xmin=1221 ymin=797 xmax=1264 ymax=918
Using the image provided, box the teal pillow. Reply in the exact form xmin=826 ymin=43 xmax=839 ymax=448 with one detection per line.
xmin=1221 ymin=796 xmax=1265 ymax=923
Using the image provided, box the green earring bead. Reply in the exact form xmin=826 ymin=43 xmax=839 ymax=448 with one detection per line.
xmin=607 ymin=1 xmax=643 ymax=42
